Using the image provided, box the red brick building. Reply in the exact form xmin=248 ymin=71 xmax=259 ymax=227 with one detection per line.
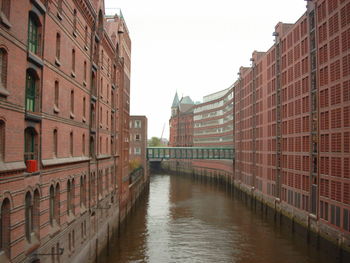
xmin=0 ymin=1 xmax=137 ymax=262
xmin=169 ymin=92 xmax=194 ymax=147
xmin=129 ymin=115 xmax=148 ymax=179
xmin=167 ymin=0 xmax=350 ymax=251
xmin=234 ymin=0 xmax=350 ymax=250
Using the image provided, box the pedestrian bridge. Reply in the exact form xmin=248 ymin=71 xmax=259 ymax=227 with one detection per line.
xmin=147 ymin=147 xmax=234 ymax=160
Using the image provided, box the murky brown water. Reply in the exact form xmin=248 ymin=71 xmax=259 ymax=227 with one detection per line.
xmin=106 ymin=174 xmax=337 ymax=263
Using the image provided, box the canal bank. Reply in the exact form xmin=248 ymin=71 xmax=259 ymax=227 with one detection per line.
xmin=160 ymin=160 xmax=350 ymax=262
xmin=67 ymin=174 xmax=149 ymax=263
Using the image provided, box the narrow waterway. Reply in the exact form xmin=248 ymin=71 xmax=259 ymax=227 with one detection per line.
xmin=106 ymin=174 xmax=337 ymax=263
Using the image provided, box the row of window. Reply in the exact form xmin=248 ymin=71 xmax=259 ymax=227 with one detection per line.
xmin=0 ymin=169 xmax=114 ymax=258
xmin=320 ymin=200 xmax=350 ymax=232
xmin=0 ymin=121 xmax=119 ymax=165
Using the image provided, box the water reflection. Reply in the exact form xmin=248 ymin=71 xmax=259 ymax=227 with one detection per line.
xmin=107 ymin=174 xmax=336 ymax=263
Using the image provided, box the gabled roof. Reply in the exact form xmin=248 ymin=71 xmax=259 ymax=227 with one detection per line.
xmin=171 ymin=92 xmax=180 ymax=108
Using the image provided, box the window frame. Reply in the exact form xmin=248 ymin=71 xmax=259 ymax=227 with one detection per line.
xmin=25 ymin=71 xmax=36 ymax=112
xmin=28 ymin=13 xmax=40 ymax=55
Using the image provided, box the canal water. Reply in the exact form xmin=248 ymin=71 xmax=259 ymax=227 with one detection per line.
xmin=106 ymin=174 xmax=337 ymax=263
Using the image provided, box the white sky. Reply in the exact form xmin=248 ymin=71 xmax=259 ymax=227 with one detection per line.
xmin=105 ymin=0 xmax=307 ymax=140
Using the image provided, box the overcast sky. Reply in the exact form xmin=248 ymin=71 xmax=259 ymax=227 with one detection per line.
xmin=105 ymin=0 xmax=307 ymax=140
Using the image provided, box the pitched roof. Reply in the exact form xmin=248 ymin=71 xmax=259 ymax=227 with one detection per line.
xmin=171 ymin=92 xmax=180 ymax=108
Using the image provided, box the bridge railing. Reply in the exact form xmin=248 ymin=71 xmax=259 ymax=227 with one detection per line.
xmin=147 ymin=147 xmax=234 ymax=160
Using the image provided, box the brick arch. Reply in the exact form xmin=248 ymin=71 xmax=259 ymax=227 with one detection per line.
xmin=23 ymin=186 xmax=34 ymax=201
xmin=0 ymin=44 xmax=9 ymax=53
xmin=0 ymin=195 xmax=11 ymax=257
xmin=33 ymin=184 xmax=42 ymax=197
xmin=0 ymin=191 xmax=14 ymax=209
xmin=26 ymin=67 xmax=40 ymax=81
xmin=28 ymin=10 xmax=43 ymax=26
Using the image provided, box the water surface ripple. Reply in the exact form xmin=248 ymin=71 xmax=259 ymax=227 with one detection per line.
xmin=107 ymin=174 xmax=336 ymax=263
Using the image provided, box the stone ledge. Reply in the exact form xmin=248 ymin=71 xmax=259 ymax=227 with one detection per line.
xmin=42 ymin=156 xmax=90 ymax=167
xmin=0 ymin=161 xmax=26 ymax=173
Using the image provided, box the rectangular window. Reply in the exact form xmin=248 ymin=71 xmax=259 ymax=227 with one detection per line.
xmin=331 ymin=204 xmax=336 ymax=225
xmin=28 ymin=15 xmax=39 ymax=54
xmin=135 ymin=120 xmax=141 ymax=128
xmin=135 ymin=134 xmax=141 ymax=141
xmin=134 ymin=147 xmax=141 ymax=155
xmin=26 ymin=73 xmax=35 ymax=112
xmin=344 ymin=209 xmax=349 ymax=231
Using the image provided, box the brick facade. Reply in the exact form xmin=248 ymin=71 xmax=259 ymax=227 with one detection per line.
xmin=169 ymin=94 xmax=194 ymax=147
xmin=0 ymin=1 xmax=138 ymax=262
xmin=167 ymin=0 xmax=350 ymax=251
xmin=129 ymin=115 xmax=148 ymax=177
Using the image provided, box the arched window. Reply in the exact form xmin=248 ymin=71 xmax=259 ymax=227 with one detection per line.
xmin=71 ymin=49 xmax=75 ymax=72
xmin=0 ymin=48 xmax=8 ymax=93
xmin=70 ymin=132 xmax=73 ymax=156
xmin=54 ymin=184 xmax=60 ymax=224
xmin=33 ymin=190 xmax=40 ymax=238
xmin=25 ymin=70 xmax=37 ymax=112
xmin=105 ymin=168 xmax=109 ymax=192
xmin=1 ymin=0 xmax=11 ymax=19
xmin=49 ymin=185 xmax=55 ymax=225
xmin=90 ymin=136 xmax=95 ymax=158
xmin=24 ymin=127 xmax=36 ymax=161
xmin=83 ymin=175 xmax=87 ymax=206
xmin=56 ymin=33 xmax=61 ymax=59
xmin=80 ymin=176 xmax=84 ymax=207
xmin=70 ymin=89 xmax=74 ymax=113
xmin=71 ymin=179 xmax=75 ymax=215
xmin=92 ymin=71 xmax=96 ymax=96
xmin=0 ymin=120 xmax=5 ymax=162
xmin=111 ymin=137 xmax=114 ymax=155
xmin=98 ymin=10 xmax=103 ymax=36
xmin=107 ymin=85 xmax=109 ymax=102
xmin=111 ymin=90 xmax=114 ymax=108
xmin=83 ymin=97 xmax=86 ymax=118
xmin=90 ymin=172 xmax=96 ymax=204
xmin=84 ymin=25 xmax=88 ymax=46
xmin=0 ymin=198 xmax=11 ymax=257
xmin=67 ymin=180 xmax=71 ymax=216
xmin=53 ymin=129 xmax=57 ymax=157
xmin=54 ymin=80 xmax=59 ymax=108
xmin=99 ymin=106 xmax=102 ymax=125
xmin=97 ymin=171 xmax=101 ymax=198
xmin=28 ymin=12 xmax=41 ymax=55
xmin=73 ymin=9 xmax=77 ymax=33
xmin=90 ymin=104 xmax=95 ymax=127
xmin=25 ymin=192 xmax=33 ymax=242
xmin=83 ymin=61 xmax=87 ymax=81
xmin=82 ymin=133 xmax=85 ymax=156
xmin=99 ymin=136 xmax=102 ymax=154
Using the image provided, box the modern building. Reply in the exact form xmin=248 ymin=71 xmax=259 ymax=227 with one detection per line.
xmin=0 ymin=1 xmax=138 ymax=262
xmin=193 ymin=87 xmax=234 ymax=147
